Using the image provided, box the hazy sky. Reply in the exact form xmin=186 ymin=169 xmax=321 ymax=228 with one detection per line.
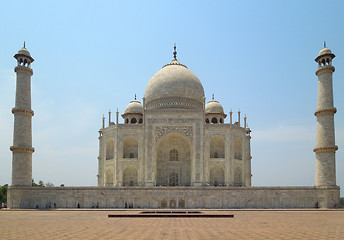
xmin=0 ymin=1 xmax=343 ymax=195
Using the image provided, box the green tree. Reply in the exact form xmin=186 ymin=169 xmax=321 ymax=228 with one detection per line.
xmin=38 ymin=180 xmax=45 ymax=187
xmin=32 ymin=179 xmax=45 ymax=187
xmin=32 ymin=178 xmax=38 ymax=187
xmin=0 ymin=184 xmax=8 ymax=203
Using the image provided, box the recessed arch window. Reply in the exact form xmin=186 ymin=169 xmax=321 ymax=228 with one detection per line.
xmin=106 ymin=139 xmax=114 ymax=160
xmin=210 ymin=136 xmax=225 ymax=158
xmin=123 ymin=136 xmax=138 ymax=158
xmin=131 ymin=117 xmax=137 ymax=124
xmin=205 ymin=118 xmax=210 ymax=124
xmin=234 ymin=138 xmax=242 ymax=160
xmin=234 ymin=167 xmax=242 ymax=186
xmin=169 ymin=149 xmax=178 ymax=161
xmin=210 ymin=166 xmax=224 ymax=186
xmin=169 ymin=172 xmax=178 ymax=186
xmin=106 ymin=167 xmax=114 ymax=186
xmin=211 ymin=117 xmax=218 ymax=124
xmin=123 ymin=165 xmax=138 ymax=186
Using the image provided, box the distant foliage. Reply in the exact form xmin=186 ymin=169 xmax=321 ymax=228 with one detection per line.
xmin=45 ymin=182 xmax=54 ymax=187
xmin=340 ymin=198 xmax=344 ymax=208
xmin=32 ymin=179 xmax=56 ymax=187
xmin=0 ymin=184 xmax=8 ymax=203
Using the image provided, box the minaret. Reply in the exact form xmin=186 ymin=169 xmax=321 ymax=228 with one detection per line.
xmin=245 ymin=124 xmax=252 ymax=187
xmin=314 ymin=43 xmax=338 ymax=187
xmin=10 ymin=43 xmax=35 ymax=186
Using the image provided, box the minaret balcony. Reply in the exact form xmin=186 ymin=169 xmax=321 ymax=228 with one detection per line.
xmin=315 ymin=65 xmax=335 ymax=75
xmin=14 ymin=66 xmax=33 ymax=75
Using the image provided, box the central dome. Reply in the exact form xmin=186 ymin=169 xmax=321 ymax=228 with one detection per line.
xmin=144 ymin=58 xmax=205 ymax=110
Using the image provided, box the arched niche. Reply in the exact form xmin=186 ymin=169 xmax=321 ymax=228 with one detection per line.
xmin=169 ymin=149 xmax=178 ymax=161
xmin=169 ymin=199 xmax=176 ymax=208
xmin=106 ymin=138 xmax=114 ymax=160
xmin=234 ymin=167 xmax=242 ymax=186
xmin=210 ymin=166 xmax=224 ymax=186
xmin=160 ymin=199 xmax=167 ymax=208
xmin=106 ymin=167 xmax=114 ymax=186
xmin=123 ymin=136 xmax=138 ymax=158
xmin=178 ymin=199 xmax=185 ymax=208
xmin=131 ymin=117 xmax=137 ymax=124
xmin=234 ymin=138 xmax=242 ymax=160
xmin=122 ymin=165 xmax=138 ymax=186
xmin=156 ymin=132 xmax=191 ymax=186
xmin=210 ymin=136 xmax=225 ymax=158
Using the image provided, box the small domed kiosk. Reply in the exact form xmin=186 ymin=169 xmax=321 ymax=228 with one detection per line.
xmin=205 ymin=96 xmax=227 ymax=124
xmin=122 ymin=95 xmax=143 ymax=124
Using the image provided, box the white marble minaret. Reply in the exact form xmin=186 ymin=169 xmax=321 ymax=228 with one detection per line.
xmin=10 ymin=43 xmax=35 ymax=186
xmin=314 ymin=43 xmax=338 ymax=187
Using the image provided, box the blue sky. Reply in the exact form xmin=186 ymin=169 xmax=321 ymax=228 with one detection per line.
xmin=0 ymin=1 xmax=343 ymax=195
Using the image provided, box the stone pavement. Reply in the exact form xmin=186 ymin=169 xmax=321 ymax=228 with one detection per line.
xmin=0 ymin=209 xmax=344 ymax=239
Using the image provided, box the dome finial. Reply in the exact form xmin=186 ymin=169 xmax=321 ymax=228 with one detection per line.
xmin=212 ymin=93 xmax=214 ymax=100
xmin=135 ymin=94 xmax=137 ymax=100
xmin=173 ymin=43 xmax=177 ymax=60
xmin=324 ymin=41 xmax=326 ymax=48
xmin=23 ymin=41 xmax=26 ymax=48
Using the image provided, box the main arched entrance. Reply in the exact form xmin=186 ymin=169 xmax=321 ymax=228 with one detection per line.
xmin=156 ymin=132 xmax=191 ymax=186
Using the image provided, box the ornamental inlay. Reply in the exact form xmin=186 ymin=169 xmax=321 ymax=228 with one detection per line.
xmin=155 ymin=126 xmax=193 ymax=142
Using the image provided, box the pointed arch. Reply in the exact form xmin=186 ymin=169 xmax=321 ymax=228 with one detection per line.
xmin=234 ymin=138 xmax=242 ymax=160
xmin=210 ymin=166 xmax=224 ymax=186
xmin=123 ymin=136 xmax=138 ymax=158
xmin=160 ymin=199 xmax=167 ymax=208
xmin=106 ymin=167 xmax=114 ymax=186
xmin=178 ymin=199 xmax=185 ymax=208
xmin=156 ymin=132 xmax=191 ymax=186
xmin=234 ymin=167 xmax=242 ymax=186
xmin=210 ymin=136 xmax=225 ymax=158
xmin=123 ymin=165 xmax=138 ymax=186
xmin=106 ymin=138 xmax=114 ymax=160
xmin=170 ymin=199 xmax=176 ymax=208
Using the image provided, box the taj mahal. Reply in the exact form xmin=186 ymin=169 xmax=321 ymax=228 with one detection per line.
xmin=7 ymin=43 xmax=340 ymax=209
xmin=98 ymin=45 xmax=251 ymax=188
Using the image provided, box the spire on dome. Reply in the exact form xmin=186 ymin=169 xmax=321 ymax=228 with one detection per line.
xmin=135 ymin=94 xmax=137 ymax=100
xmin=212 ymin=93 xmax=214 ymax=100
xmin=324 ymin=41 xmax=326 ymax=48
xmin=24 ymin=41 xmax=26 ymax=48
xmin=173 ymin=43 xmax=177 ymax=60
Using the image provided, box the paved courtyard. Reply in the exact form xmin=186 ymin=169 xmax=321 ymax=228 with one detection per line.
xmin=1 ymin=209 xmax=344 ymax=239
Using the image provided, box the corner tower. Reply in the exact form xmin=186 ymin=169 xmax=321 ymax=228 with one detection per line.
xmin=314 ymin=43 xmax=337 ymax=186
xmin=10 ymin=43 xmax=35 ymax=186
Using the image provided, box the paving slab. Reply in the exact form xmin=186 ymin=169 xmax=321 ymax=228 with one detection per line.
xmin=0 ymin=209 xmax=344 ymax=239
